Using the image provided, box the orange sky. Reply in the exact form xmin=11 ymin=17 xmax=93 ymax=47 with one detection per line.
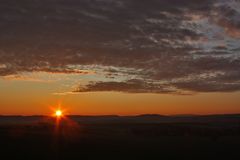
xmin=0 ymin=73 xmax=239 ymax=116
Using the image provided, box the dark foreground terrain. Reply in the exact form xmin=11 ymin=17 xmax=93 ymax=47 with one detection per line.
xmin=0 ymin=114 xmax=240 ymax=160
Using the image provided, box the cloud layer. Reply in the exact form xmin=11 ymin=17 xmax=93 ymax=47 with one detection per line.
xmin=0 ymin=0 xmax=239 ymax=94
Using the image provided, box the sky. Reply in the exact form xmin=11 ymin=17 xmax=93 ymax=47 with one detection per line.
xmin=0 ymin=0 xmax=240 ymax=115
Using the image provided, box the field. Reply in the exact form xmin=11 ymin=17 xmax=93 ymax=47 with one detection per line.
xmin=0 ymin=115 xmax=240 ymax=160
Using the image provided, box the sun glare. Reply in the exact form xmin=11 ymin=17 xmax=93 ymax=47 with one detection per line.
xmin=55 ymin=110 xmax=62 ymax=117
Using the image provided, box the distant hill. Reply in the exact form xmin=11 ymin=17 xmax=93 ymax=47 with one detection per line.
xmin=0 ymin=114 xmax=240 ymax=125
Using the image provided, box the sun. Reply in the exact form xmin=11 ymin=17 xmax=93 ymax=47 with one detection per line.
xmin=50 ymin=102 xmax=67 ymax=118
xmin=55 ymin=110 xmax=63 ymax=118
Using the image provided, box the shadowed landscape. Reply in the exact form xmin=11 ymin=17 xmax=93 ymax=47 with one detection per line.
xmin=1 ymin=114 xmax=240 ymax=160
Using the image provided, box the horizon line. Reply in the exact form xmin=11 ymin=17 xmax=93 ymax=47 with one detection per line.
xmin=1 ymin=113 xmax=240 ymax=117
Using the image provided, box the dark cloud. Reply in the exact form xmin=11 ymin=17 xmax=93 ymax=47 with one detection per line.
xmin=173 ymin=80 xmax=240 ymax=93
xmin=74 ymin=79 xmax=174 ymax=94
xmin=0 ymin=0 xmax=239 ymax=94
xmin=210 ymin=0 xmax=240 ymax=38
